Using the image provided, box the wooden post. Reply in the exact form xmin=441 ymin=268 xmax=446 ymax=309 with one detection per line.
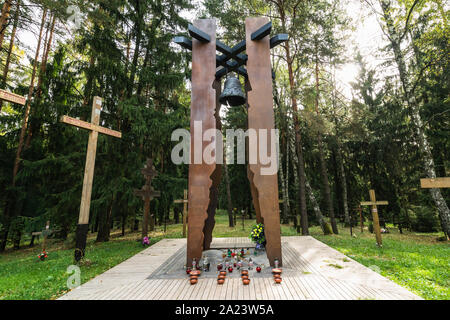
xmin=61 ymin=97 xmax=122 ymax=262
xmin=42 ymin=220 xmax=50 ymax=251
xmin=355 ymin=206 xmax=364 ymax=233
xmin=174 ymin=189 xmax=188 ymax=238
xmin=361 ymin=190 xmax=389 ymax=247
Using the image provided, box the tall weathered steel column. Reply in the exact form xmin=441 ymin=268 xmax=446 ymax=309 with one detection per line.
xmin=246 ymin=79 xmax=263 ymax=225
xmin=203 ymin=79 xmax=222 ymax=250
xmin=245 ymin=17 xmax=282 ymax=267
xmin=187 ymin=19 xmax=217 ymax=266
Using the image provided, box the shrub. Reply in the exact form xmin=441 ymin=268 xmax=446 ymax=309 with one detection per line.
xmin=63 ymin=233 xmax=77 ymax=249
xmin=408 ymin=206 xmax=440 ymax=233
xmin=323 ymin=222 xmax=333 ymax=235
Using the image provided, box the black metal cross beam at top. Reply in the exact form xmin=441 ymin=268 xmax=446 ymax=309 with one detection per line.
xmin=173 ymin=22 xmax=288 ymax=80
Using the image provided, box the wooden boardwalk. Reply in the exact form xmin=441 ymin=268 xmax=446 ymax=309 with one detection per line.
xmin=59 ymin=237 xmax=422 ymax=300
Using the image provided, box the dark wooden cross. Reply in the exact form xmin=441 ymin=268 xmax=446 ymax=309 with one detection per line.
xmin=61 ymin=96 xmax=122 ymax=262
xmin=135 ymin=158 xmax=160 ymax=238
xmin=174 ymin=189 xmax=188 ymax=238
xmin=361 ymin=190 xmax=389 ymax=247
xmin=355 ymin=206 xmax=364 ymax=233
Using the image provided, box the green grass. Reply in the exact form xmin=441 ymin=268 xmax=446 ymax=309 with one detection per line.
xmin=311 ymin=225 xmax=450 ymax=300
xmin=0 ymin=211 xmax=448 ymax=300
xmin=0 ymin=234 xmax=158 ymax=300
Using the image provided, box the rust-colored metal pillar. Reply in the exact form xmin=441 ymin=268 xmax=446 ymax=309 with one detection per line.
xmin=203 ymin=79 xmax=223 ymax=250
xmin=187 ymin=19 xmax=217 ymax=266
xmin=246 ymin=79 xmax=263 ymax=225
xmin=245 ymin=17 xmax=282 ymax=267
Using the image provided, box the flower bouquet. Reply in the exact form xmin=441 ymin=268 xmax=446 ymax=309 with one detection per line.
xmin=38 ymin=251 xmax=48 ymax=261
xmin=142 ymin=236 xmax=150 ymax=247
xmin=249 ymin=224 xmax=266 ymax=255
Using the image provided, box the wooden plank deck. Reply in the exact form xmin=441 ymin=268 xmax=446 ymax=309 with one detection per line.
xmin=59 ymin=237 xmax=422 ymax=300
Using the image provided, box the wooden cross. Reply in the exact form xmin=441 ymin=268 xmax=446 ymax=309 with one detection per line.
xmin=42 ymin=221 xmax=50 ymax=251
xmin=0 ymin=89 xmax=26 ymax=105
xmin=361 ymin=190 xmax=389 ymax=247
xmin=61 ymin=96 xmax=122 ymax=261
xmin=355 ymin=206 xmax=364 ymax=233
xmin=174 ymin=189 xmax=188 ymax=238
xmin=420 ymin=177 xmax=450 ymax=189
xmin=135 ymin=158 xmax=160 ymax=237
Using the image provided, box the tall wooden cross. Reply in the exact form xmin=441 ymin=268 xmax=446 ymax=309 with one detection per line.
xmin=61 ymin=96 xmax=122 ymax=262
xmin=420 ymin=177 xmax=450 ymax=189
xmin=174 ymin=189 xmax=188 ymax=238
xmin=361 ymin=190 xmax=389 ymax=247
xmin=0 ymin=89 xmax=26 ymax=106
xmin=421 ymin=177 xmax=450 ymax=239
xmin=134 ymin=158 xmax=160 ymax=238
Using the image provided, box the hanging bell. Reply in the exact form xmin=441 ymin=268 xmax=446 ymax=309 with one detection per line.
xmin=219 ymin=75 xmax=246 ymax=107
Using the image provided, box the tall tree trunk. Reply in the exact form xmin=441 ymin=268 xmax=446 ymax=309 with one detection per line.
xmin=36 ymin=13 xmax=55 ymax=99
xmin=380 ymin=0 xmax=450 ymax=238
xmin=274 ymin=80 xmax=291 ymax=225
xmin=285 ymin=42 xmax=309 ymax=235
xmin=0 ymin=0 xmax=19 ymax=112
xmin=1 ymin=8 xmax=47 ymax=252
xmin=289 ymin=132 xmax=329 ymax=234
xmin=12 ymin=7 xmax=47 ymax=185
xmin=0 ymin=0 xmax=12 ymax=50
xmin=97 ymin=200 xmax=113 ymax=242
xmin=315 ymin=57 xmax=338 ymax=234
xmin=278 ymin=141 xmax=289 ymax=224
xmin=121 ymin=214 xmax=126 ymax=236
xmin=127 ymin=1 xmax=143 ymax=98
xmin=331 ymin=65 xmax=350 ymax=227
xmin=336 ymin=143 xmax=350 ymax=226
xmin=25 ymin=12 xmax=56 ymax=149
xmin=332 ymin=148 xmax=343 ymax=221
xmin=276 ymin=4 xmax=309 ymax=235
xmin=224 ymin=153 xmax=234 ymax=227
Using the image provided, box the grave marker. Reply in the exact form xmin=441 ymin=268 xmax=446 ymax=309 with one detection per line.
xmin=135 ymin=158 xmax=160 ymax=237
xmin=355 ymin=206 xmax=364 ymax=233
xmin=361 ymin=190 xmax=389 ymax=247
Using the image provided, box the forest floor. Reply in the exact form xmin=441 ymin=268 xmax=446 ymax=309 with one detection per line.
xmin=0 ymin=211 xmax=448 ymax=300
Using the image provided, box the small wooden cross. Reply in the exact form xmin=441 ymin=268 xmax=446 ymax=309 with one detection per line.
xmin=361 ymin=190 xmax=388 ymax=247
xmin=42 ymin=221 xmax=51 ymax=251
xmin=174 ymin=189 xmax=188 ymax=238
xmin=354 ymin=206 xmax=364 ymax=233
xmin=420 ymin=177 xmax=450 ymax=189
xmin=61 ymin=96 xmax=122 ymax=261
xmin=0 ymin=89 xmax=26 ymax=105
xmin=135 ymin=159 xmax=160 ymax=237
